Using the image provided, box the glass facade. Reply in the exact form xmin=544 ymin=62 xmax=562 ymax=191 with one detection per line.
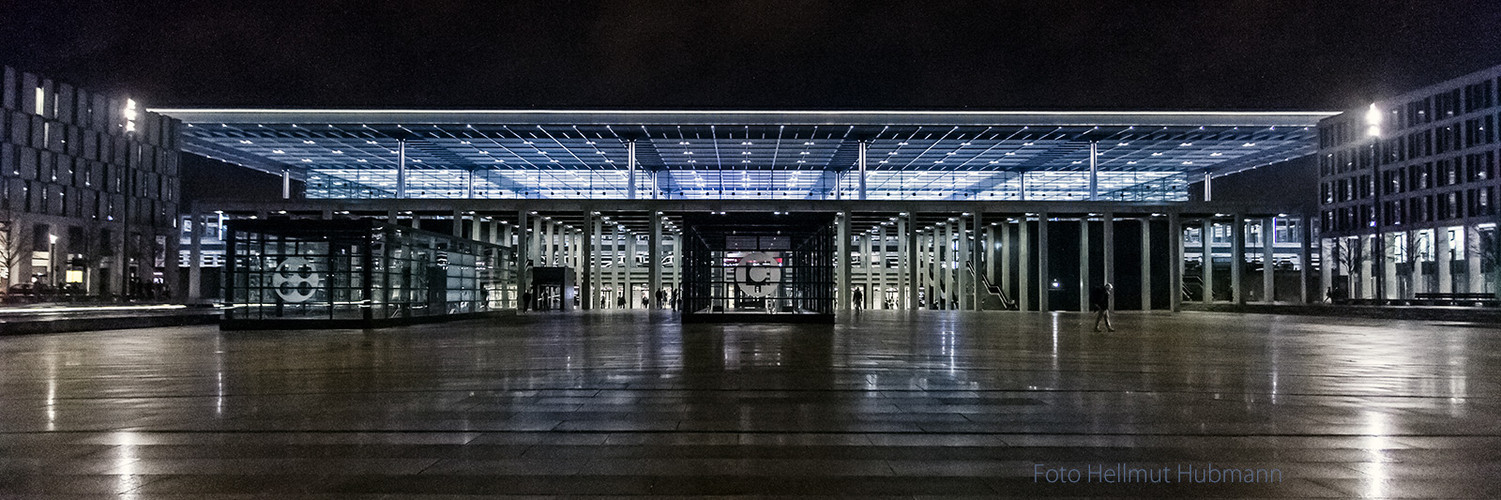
xmin=680 ymin=213 xmax=835 ymax=322
xmin=224 ymin=219 xmax=515 ymax=328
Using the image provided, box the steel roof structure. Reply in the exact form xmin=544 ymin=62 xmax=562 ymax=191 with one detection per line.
xmin=155 ymin=109 xmax=1334 ymax=202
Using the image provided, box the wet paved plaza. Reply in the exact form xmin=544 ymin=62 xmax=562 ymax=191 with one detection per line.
xmin=1 ymin=310 xmax=1499 ymax=498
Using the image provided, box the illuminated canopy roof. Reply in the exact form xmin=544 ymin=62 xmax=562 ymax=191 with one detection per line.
xmin=155 ymin=109 xmax=1334 ymax=202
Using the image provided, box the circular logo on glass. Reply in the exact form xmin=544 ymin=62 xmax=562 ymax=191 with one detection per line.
xmin=733 ymin=252 xmax=781 ymax=298
xmin=271 ymin=257 xmax=322 ymax=303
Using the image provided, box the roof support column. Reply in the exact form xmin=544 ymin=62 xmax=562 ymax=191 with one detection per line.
xmin=625 ymin=227 xmax=637 ymax=309
xmin=877 ymin=224 xmax=888 ymax=309
xmin=627 ymin=140 xmax=637 ymax=200
xmin=1264 ymin=217 xmax=1276 ymax=303
xmin=396 ymin=139 xmax=407 ymax=199
xmin=1088 ymin=141 xmax=1099 ymax=201
xmin=465 ymin=169 xmax=475 ymax=199
xmin=838 ymin=211 xmax=850 ymax=313
xmin=610 ymin=222 xmax=621 ymax=308
xmin=1202 ymin=218 xmax=1214 ymax=303
xmin=1037 ymin=213 xmax=1050 ymax=312
xmin=958 ymin=215 xmax=971 ymax=310
xmin=899 ymin=213 xmax=912 ymax=310
xmin=517 ymin=209 xmax=530 ymax=309
xmin=281 ymin=168 xmax=291 ymax=199
xmin=1203 ymin=170 xmax=1212 ymax=202
xmin=1169 ymin=212 xmax=1182 ymax=312
xmin=1079 ymin=218 xmax=1090 ymax=312
xmin=1232 ymin=213 xmax=1245 ymax=305
xmin=1140 ymin=217 xmax=1152 ymax=310
xmin=1299 ymin=215 xmax=1313 ymax=303
xmin=971 ymin=212 xmax=984 ymax=310
xmin=650 ymin=212 xmax=662 ymax=310
xmin=857 ymin=140 xmax=868 ymax=201
xmin=1103 ymin=212 xmax=1115 ymax=311
xmin=590 ymin=214 xmax=602 ymax=310
xmin=999 ymin=220 xmax=1011 ymax=306
xmin=188 ymin=209 xmax=203 ymax=302
xmin=1019 ymin=216 xmax=1031 ymax=311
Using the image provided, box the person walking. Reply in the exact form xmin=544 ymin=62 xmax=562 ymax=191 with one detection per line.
xmin=1091 ymin=282 xmax=1115 ymax=332
xmin=852 ymin=287 xmax=865 ymax=312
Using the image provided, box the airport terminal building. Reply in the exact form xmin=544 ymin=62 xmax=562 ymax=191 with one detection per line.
xmin=161 ymin=108 xmax=1332 ymax=323
xmin=5 ymin=62 xmax=1500 ymax=319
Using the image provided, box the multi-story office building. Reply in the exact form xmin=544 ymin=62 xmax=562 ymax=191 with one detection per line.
xmin=0 ymin=66 xmax=181 ymax=300
xmin=1318 ymin=63 xmax=1501 ymax=301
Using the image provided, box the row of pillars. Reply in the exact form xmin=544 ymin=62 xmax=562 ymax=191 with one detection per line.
xmin=186 ymin=207 xmax=1318 ymax=311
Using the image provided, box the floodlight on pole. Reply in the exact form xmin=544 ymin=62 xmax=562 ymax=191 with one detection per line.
xmin=1367 ymin=103 xmax=1385 ymax=303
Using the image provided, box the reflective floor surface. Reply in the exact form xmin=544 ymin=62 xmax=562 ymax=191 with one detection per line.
xmin=1 ymin=310 xmax=1499 ymax=498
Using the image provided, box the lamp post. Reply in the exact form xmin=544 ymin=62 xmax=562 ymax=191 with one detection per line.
xmin=1367 ymin=103 xmax=1385 ymax=303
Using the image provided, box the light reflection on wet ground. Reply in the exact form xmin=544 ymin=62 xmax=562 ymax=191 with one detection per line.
xmin=0 ymin=310 xmax=1496 ymax=497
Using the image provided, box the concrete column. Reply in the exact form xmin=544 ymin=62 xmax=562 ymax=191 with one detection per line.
xmin=941 ymin=224 xmax=951 ymax=309
xmin=610 ymin=223 xmax=621 ymax=308
xmin=1000 ymin=221 xmax=1011 ymax=302
xmin=1262 ymin=217 xmax=1275 ymax=302
xmin=627 ymin=140 xmax=637 ymax=200
xmin=1019 ymin=217 xmax=1031 ymax=311
xmin=529 ymin=214 xmax=541 ymax=267
xmin=1468 ymin=225 xmax=1484 ymax=294
xmin=907 ymin=214 xmax=919 ymax=311
xmin=1169 ymin=212 xmax=1182 ymax=312
xmin=387 ymin=209 xmax=397 ymax=225
xmin=972 ymin=212 xmax=984 ymax=310
xmin=281 ymin=168 xmax=291 ymax=199
xmin=1232 ymin=214 xmax=1245 ymax=304
xmin=452 ymin=209 xmax=463 ymax=237
xmin=1103 ymin=212 xmax=1114 ymax=311
xmin=1088 ymin=141 xmax=1099 ymax=201
xmin=1202 ymin=219 xmax=1214 ymax=304
xmin=857 ymin=140 xmax=868 ymax=200
xmin=877 ymin=225 xmax=888 ymax=309
xmin=899 ymin=215 xmax=911 ymax=310
xmin=590 ymin=216 xmax=602 ymax=310
xmin=1437 ymin=227 xmax=1454 ymax=293
xmin=187 ymin=210 xmax=203 ymax=302
xmin=396 ymin=140 xmax=407 ymax=199
xmin=650 ymin=213 xmax=662 ymax=309
xmin=1037 ymin=213 xmax=1050 ymax=312
xmin=501 ymin=223 xmax=512 ymax=247
xmin=1079 ymin=218 xmax=1090 ymax=312
xmin=958 ymin=217 xmax=970 ymax=310
xmin=862 ymin=232 xmax=873 ymax=310
xmin=625 ymin=229 xmax=637 ymax=309
xmin=411 ymin=215 xmax=422 ymax=230
xmin=517 ymin=210 xmax=530 ymax=306
xmin=1140 ymin=218 xmax=1151 ymax=310
xmin=838 ymin=212 xmax=851 ymax=313
xmin=1299 ymin=217 xmax=1312 ymax=303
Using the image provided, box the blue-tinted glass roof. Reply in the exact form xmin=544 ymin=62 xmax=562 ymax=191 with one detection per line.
xmin=157 ymin=109 xmax=1332 ymax=201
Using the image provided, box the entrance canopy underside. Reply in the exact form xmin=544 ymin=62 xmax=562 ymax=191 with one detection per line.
xmin=156 ymin=109 xmax=1334 ymax=202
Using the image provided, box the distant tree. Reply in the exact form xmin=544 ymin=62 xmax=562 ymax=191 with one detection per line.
xmin=0 ymin=213 xmax=29 ymax=290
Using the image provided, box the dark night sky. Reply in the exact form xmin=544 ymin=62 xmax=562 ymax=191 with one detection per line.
xmin=3 ymin=1 xmax=1500 ymax=111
